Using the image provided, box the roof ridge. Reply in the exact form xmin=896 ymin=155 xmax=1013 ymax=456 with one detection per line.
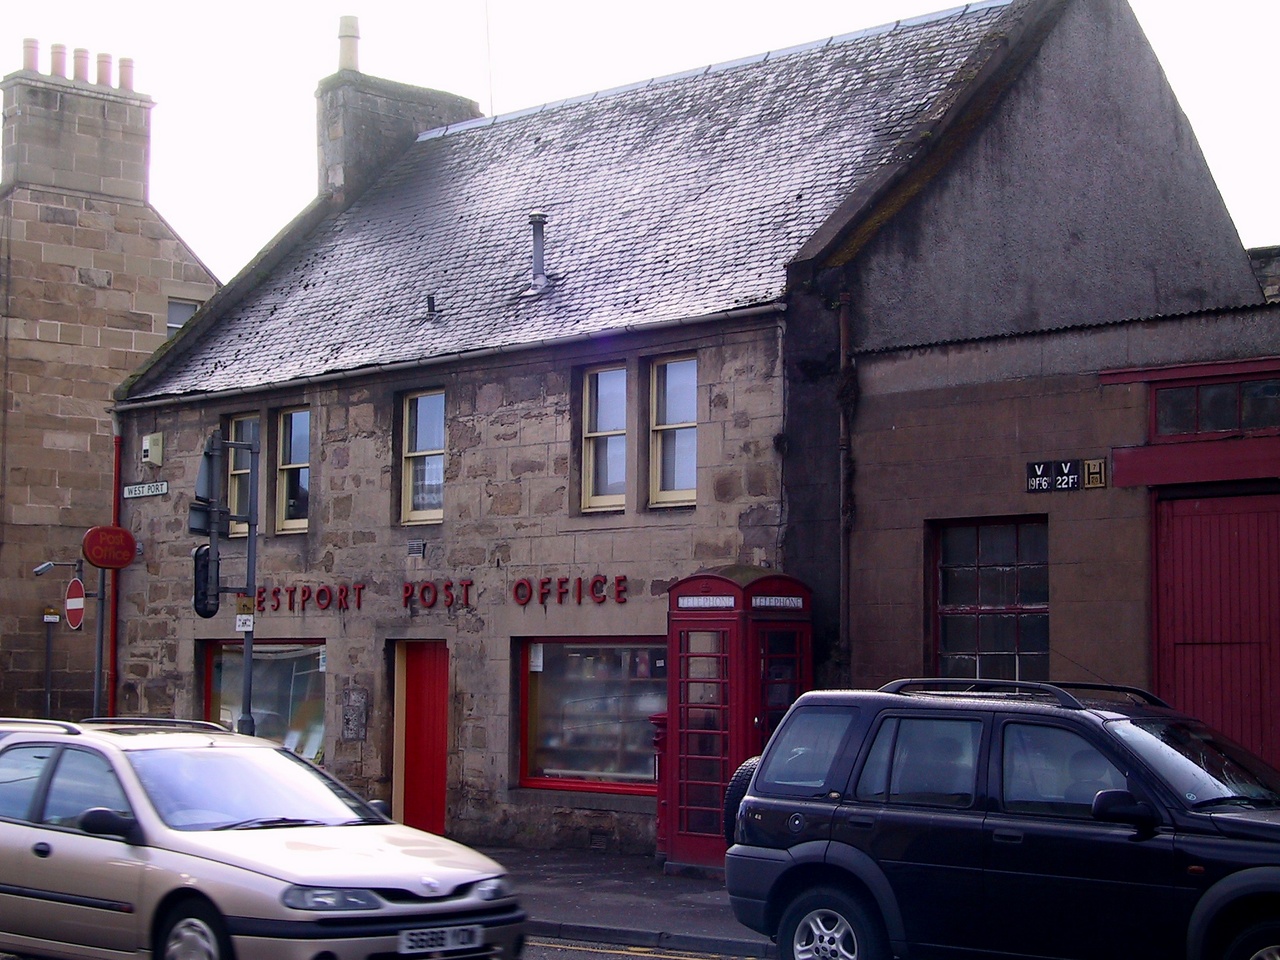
xmin=417 ymin=0 xmax=1016 ymax=144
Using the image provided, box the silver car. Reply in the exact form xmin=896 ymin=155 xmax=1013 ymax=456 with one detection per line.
xmin=0 ymin=718 xmax=525 ymax=960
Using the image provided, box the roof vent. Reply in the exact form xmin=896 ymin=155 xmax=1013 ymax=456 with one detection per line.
xmin=526 ymin=211 xmax=549 ymax=294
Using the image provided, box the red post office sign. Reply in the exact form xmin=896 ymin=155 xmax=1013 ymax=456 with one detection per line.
xmin=82 ymin=525 xmax=137 ymax=570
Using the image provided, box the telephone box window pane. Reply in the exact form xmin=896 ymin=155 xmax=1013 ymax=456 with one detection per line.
xmin=523 ymin=640 xmax=666 ymax=790
xmin=1198 ymin=383 xmax=1239 ymax=432
xmin=1156 ymin=386 xmax=1197 ymax=435
xmin=1242 ymin=380 xmax=1280 ymax=429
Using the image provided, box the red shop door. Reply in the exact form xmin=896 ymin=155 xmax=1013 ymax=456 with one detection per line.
xmin=399 ymin=642 xmax=450 ymax=834
xmin=1155 ymin=495 xmax=1280 ymax=766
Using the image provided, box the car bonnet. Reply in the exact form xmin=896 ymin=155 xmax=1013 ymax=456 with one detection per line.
xmin=165 ymin=820 xmax=507 ymax=892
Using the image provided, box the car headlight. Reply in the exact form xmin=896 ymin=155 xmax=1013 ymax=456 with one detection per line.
xmin=282 ymin=886 xmax=383 ymax=910
xmin=475 ymin=877 xmax=512 ymax=901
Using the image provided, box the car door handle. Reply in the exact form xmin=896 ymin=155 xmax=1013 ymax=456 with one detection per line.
xmin=839 ymin=813 xmax=874 ymax=829
xmin=992 ymin=829 xmax=1023 ymax=844
xmin=32 ymin=842 xmax=52 ymax=858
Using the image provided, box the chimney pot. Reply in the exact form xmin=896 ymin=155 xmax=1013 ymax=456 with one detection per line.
xmin=338 ymin=16 xmax=359 ymax=72
xmin=73 ymin=47 xmax=88 ymax=82
xmin=96 ymin=53 xmax=112 ymax=86
xmin=119 ymin=57 xmax=134 ymax=91
xmin=23 ymin=38 xmax=38 ymax=72
xmin=53 ymin=44 xmax=69 ymax=78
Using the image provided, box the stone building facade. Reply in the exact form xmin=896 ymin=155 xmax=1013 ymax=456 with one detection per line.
xmin=0 ymin=41 xmax=217 ymax=717
xmin=109 ymin=0 xmax=1277 ymax=855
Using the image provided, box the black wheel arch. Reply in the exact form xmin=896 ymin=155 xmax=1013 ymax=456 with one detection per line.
xmin=765 ymin=847 xmax=905 ymax=952
xmin=1187 ymin=867 xmax=1280 ymax=960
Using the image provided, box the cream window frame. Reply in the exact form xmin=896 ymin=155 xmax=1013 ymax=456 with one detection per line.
xmin=227 ymin=414 xmax=259 ymax=538
xmin=582 ymin=365 xmax=627 ymax=512
xmin=401 ymin=390 xmax=446 ymax=524
xmin=649 ymin=356 xmax=697 ymax=507
xmin=276 ymin=407 xmax=310 ymax=534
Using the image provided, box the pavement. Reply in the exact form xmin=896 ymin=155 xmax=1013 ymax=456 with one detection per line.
xmin=479 ymin=846 xmax=776 ymax=957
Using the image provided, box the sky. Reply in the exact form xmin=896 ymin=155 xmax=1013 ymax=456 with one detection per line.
xmin=3 ymin=1 xmax=1276 ymax=282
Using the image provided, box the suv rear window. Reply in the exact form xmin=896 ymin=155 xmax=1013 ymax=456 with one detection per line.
xmin=755 ymin=706 xmax=859 ymax=796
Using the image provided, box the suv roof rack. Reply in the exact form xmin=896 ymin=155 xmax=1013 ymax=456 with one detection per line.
xmin=79 ymin=717 xmax=230 ymax=732
xmin=1045 ymin=682 xmax=1170 ymax=708
xmin=878 ymin=678 xmax=1169 ymax=710
xmin=880 ymin=678 xmax=1087 ymax=708
xmin=0 ymin=718 xmax=81 ymax=734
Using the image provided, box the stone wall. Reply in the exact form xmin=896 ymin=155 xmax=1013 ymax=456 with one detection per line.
xmin=115 ymin=315 xmax=785 ymax=850
xmin=0 ymin=52 xmax=217 ymax=718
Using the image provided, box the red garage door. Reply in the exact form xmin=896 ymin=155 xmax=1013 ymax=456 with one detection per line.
xmin=1155 ymin=495 xmax=1280 ymax=766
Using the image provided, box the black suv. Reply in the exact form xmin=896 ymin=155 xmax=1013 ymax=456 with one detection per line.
xmin=724 ymin=679 xmax=1280 ymax=960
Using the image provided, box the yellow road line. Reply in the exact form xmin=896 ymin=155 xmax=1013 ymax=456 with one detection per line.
xmin=526 ymin=937 xmax=738 ymax=960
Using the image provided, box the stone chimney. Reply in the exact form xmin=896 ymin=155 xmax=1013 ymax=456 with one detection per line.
xmin=316 ymin=17 xmax=483 ymax=202
xmin=2 ymin=39 xmax=154 ymax=202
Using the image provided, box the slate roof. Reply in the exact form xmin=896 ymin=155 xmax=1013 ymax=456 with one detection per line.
xmin=124 ymin=0 xmax=1017 ymax=402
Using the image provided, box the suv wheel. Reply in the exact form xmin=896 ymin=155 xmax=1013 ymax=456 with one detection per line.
xmin=778 ymin=886 xmax=888 ymax=960
xmin=1225 ymin=921 xmax=1280 ymax=960
xmin=722 ymin=756 xmax=759 ymax=844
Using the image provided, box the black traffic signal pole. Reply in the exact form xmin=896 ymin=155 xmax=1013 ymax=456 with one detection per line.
xmin=190 ymin=429 xmax=260 ymax=736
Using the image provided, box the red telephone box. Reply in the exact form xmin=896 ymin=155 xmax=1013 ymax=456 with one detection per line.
xmin=657 ymin=566 xmax=813 ymax=871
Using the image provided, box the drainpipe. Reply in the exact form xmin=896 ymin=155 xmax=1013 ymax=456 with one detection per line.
xmin=109 ymin=416 xmax=122 ymax=715
xmin=838 ymin=293 xmax=853 ymax=672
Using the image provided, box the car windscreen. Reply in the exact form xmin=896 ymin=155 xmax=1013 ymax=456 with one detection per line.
xmin=128 ymin=745 xmax=380 ymax=830
xmin=1107 ymin=717 xmax=1280 ymax=809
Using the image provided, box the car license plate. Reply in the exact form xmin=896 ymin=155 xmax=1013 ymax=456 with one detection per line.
xmin=398 ymin=924 xmax=483 ymax=953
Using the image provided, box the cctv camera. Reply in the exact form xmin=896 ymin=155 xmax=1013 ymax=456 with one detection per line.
xmin=33 ymin=561 xmax=55 ymax=576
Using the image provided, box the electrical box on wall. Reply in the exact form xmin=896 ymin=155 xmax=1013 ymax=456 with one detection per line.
xmin=141 ymin=432 xmax=163 ymax=466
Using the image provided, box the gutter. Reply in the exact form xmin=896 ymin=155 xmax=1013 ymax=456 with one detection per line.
xmin=112 ymin=302 xmax=786 ymax=413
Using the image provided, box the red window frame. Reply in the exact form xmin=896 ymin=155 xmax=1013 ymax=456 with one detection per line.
xmin=518 ymin=636 xmax=666 ymax=796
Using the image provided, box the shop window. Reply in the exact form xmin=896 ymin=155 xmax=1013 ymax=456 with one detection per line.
xmin=582 ymin=366 xmax=627 ymax=512
xmin=650 ymin=357 xmax=697 ymax=506
xmin=520 ymin=638 xmax=667 ymax=794
xmin=935 ymin=519 xmax=1049 ymax=680
xmin=402 ymin=390 xmax=445 ymax=523
xmin=206 ymin=642 xmax=325 ymax=761
xmin=276 ymin=408 xmax=310 ymax=533
xmin=227 ymin=414 xmax=259 ymax=537
xmin=1155 ymin=376 xmax=1280 ymax=439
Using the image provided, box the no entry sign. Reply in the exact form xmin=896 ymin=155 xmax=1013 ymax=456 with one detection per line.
xmin=65 ymin=578 xmax=86 ymax=630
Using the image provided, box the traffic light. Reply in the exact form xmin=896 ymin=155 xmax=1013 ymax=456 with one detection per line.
xmin=192 ymin=544 xmax=220 ymax=618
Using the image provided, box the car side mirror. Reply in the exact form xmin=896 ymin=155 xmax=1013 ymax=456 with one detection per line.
xmin=367 ymin=799 xmax=392 ymax=819
xmin=1091 ymin=789 xmax=1158 ymax=831
xmin=79 ymin=807 xmax=144 ymax=845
